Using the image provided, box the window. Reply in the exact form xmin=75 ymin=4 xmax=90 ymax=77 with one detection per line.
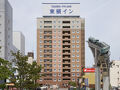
xmin=58 ymin=59 xmax=61 ymax=62
xmin=62 ymin=21 xmax=70 ymax=23
xmin=77 ymin=69 xmax=79 ymax=72
xmin=72 ymin=26 xmax=74 ymax=28
xmin=58 ymin=50 xmax=61 ymax=52
xmin=72 ymin=21 xmax=74 ymax=23
xmin=54 ymin=36 xmax=56 ymax=38
xmin=58 ymin=73 xmax=61 ymax=76
xmin=40 ymin=59 xmax=42 ymax=62
xmin=58 ymin=30 xmax=61 ymax=33
xmin=58 ymin=45 xmax=61 ymax=48
xmin=40 ymin=40 xmax=42 ymax=43
xmin=76 ymin=59 xmax=79 ymax=62
xmin=58 ymin=40 xmax=61 ymax=43
xmin=58 ymin=69 xmax=61 ymax=72
xmin=54 ymin=50 xmax=56 ymax=52
xmin=76 ymin=55 xmax=79 ymax=57
xmin=72 ymin=78 xmax=75 ymax=81
xmin=53 ymin=45 xmax=56 ymax=48
xmin=40 ymin=30 xmax=42 ymax=33
xmin=44 ymin=21 xmax=52 ymax=23
xmin=58 ymin=26 xmax=61 ymax=28
xmin=40 ymin=50 xmax=42 ymax=52
xmin=40 ymin=78 xmax=43 ymax=81
xmin=72 ymin=54 xmax=75 ymax=57
xmin=40 ymin=55 xmax=43 ymax=57
xmin=72 ymin=69 xmax=75 ymax=72
xmin=40 ymin=26 xmax=42 ymax=28
xmin=72 ymin=40 xmax=75 ymax=43
xmin=76 ymin=35 xmax=79 ymax=38
xmin=40 ymin=45 xmax=42 ymax=48
xmin=54 ymin=40 xmax=56 ymax=43
xmin=54 ymin=59 xmax=56 ymax=62
xmin=44 ymin=26 xmax=52 ymax=28
xmin=72 ymin=30 xmax=75 ymax=33
xmin=76 ymin=30 xmax=79 ymax=33
xmin=54 ymin=78 xmax=57 ymax=82
xmin=58 ymin=36 xmax=61 ymax=38
xmin=40 ymin=36 xmax=42 ymax=38
xmin=72 ymin=73 xmax=75 ymax=76
xmin=54 ymin=69 xmax=56 ymax=72
xmin=54 ymin=26 xmax=56 ymax=28
xmin=58 ymin=78 xmax=61 ymax=82
xmin=72 ymin=45 xmax=75 ymax=48
xmin=76 ymin=45 xmax=79 ymax=48
xmin=63 ymin=26 xmax=70 ymax=28
xmin=77 ymin=64 xmax=79 ymax=67
xmin=58 ymin=64 xmax=61 ymax=67
xmin=72 ymin=35 xmax=75 ymax=38
xmin=54 ymin=64 xmax=56 ymax=67
xmin=76 ymin=49 xmax=79 ymax=52
xmin=53 ymin=73 xmax=56 ymax=77
xmin=58 ymin=54 xmax=61 ymax=57
xmin=72 ymin=49 xmax=75 ymax=52
xmin=76 ymin=40 xmax=79 ymax=43
xmin=54 ymin=54 xmax=56 ymax=57
xmin=72 ymin=64 xmax=75 ymax=67
xmin=72 ymin=59 xmax=75 ymax=62
xmin=77 ymin=73 xmax=80 ymax=76
xmin=116 ymin=65 xmax=119 ymax=68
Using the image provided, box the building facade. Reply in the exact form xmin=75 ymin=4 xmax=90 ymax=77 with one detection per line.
xmin=0 ymin=0 xmax=13 ymax=61
xmin=110 ymin=60 xmax=120 ymax=88
xmin=37 ymin=16 xmax=85 ymax=87
xmin=27 ymin=52 xmax=34 ymax=64
xmin=13 ymin=31 xmax=25 ymax=55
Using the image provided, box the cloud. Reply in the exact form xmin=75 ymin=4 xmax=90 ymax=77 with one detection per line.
xmin=8 ymin=0 xmax=120 ymax=67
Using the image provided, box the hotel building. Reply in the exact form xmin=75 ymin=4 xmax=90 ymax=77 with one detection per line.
xmin=37 ymin=3 xmax=85 ymax=87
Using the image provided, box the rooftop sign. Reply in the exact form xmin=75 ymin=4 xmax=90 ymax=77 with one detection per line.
xmin=42 ymin=3 xmax=80 ymax=16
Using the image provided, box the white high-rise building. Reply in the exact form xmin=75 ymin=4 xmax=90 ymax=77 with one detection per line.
xmin=110 ymin=60 xmax=120 ymax=88
xmin=13 ymin=31 xmax=25 ymax=55
xmin=0 ymin=0 xmax=13 ymax=61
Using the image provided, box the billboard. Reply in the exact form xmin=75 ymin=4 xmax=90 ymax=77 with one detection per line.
xmin=42 ymin=3 xmax=80 ymax=16
xmin=83 ymin=68 xmax=95 ymax=73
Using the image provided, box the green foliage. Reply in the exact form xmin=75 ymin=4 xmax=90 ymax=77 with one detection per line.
xmin=90 ymin=88 xmax=95 ymax=90
xmin=68 ymin=81 xmax=77 ymax=87
xmin=10 ymin=51 xmax=42 ymax=90
xmin=0 ymin=58 xmax=12 ymax=81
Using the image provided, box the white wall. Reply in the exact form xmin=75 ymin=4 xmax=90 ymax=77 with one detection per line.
xmin=13 ymin=31 xmax=25 ymax=55
xmin=110 ymin=60 xmax=120 ymax=87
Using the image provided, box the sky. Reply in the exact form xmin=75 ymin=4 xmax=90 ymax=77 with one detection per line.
xmin=8 ymin=0 xmax=120 ymax=67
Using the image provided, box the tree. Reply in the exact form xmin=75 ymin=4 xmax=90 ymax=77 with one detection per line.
xmin=24 ymin=61 xmax=42 ymax=89
xmin=10 ymin=51 xmax=42 ymax=90
xmin=0 ymin=57 xmax=12 ymax=89
xmin=11 ymin=51 xmax=28 ymax=90
xmin=68 ymin=81 xmax=77 ymax=87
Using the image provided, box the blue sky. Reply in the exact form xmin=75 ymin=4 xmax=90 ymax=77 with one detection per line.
xmin=9 ymin=0 xmax=120 ymax=67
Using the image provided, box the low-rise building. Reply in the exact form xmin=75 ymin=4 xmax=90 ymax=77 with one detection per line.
xmin=110 ymin=60 xmax=120 ymax=88
xmin=27 ymin=52 xmax=34 ymax=64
